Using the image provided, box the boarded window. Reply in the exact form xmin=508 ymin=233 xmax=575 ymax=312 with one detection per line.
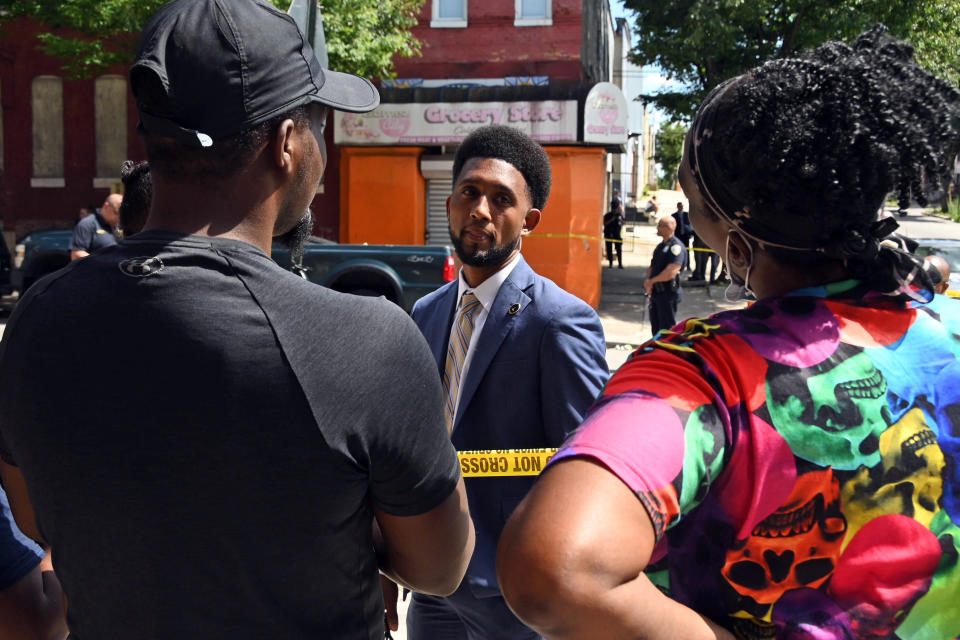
xmin=32 ymin=76 xmax=64 ymax=182
xmin=95 ymin=75 xmax=128 ymax=182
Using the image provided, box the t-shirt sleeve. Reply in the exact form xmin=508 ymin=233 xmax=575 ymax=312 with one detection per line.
xmin=227 ymin=260 xmax=462 ymax=520
xmin=0 ymin=487 xmax=43 ymax=591
xmin=361 ymin=302 xmax=461 ymax=517
xmin=68 ymin=219 xmax=92 ymax=251
xmin=550 ymin=345 xmax=731 ymax=541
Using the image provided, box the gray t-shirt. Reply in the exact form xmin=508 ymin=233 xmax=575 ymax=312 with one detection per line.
xmin=0 ymin=231 xmax=460 ymax=639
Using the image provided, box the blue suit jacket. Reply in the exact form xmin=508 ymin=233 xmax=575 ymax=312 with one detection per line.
xmin=411 ymin=255 xmax=609 ymax=597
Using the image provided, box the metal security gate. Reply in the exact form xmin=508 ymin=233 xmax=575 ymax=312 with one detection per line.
xmin=421 ymin=154 xmax=456 ymax=246
xmin=425 ymin=177 xmax=453 ymax=246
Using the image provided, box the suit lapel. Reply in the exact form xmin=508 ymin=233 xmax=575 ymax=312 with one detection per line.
xmin=453 ymin=258 xmax=535 ymax=430
xmin=425 ymin=284 xmax=459 ymax=374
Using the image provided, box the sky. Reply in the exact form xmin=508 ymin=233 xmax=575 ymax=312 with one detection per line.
xmin=609 ymin=0 xmax=676 ymax=131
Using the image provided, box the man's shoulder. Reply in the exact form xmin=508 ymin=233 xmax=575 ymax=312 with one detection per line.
xmin=520 ymin=266 xmax=597 ymax=318
xmin=267 ymin=270 xmax=412 ymax=331
xmin=667 ymin=237 xmax=686 ymax=257
xmin=74 ymin=215 xmax=96 ymax=230
xmin=411 ymin=280 xmax=456 ymax=322
xmin=414 ymin=280 xmax=456 ymax=308
xmin=71 ymin=215 xmax=97 ymax=237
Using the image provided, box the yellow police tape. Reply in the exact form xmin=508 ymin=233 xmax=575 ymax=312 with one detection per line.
xmin=528 ymin=232 xmax=717 ymax=253
xmin=458 ymin=448 xmax=559 ymax=477
xmin=527 ymin=232 xmax=600 ymax=242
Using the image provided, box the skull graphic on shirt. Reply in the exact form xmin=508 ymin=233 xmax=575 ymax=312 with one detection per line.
xmin=721 ymin=469 xmax=847 ymax=611
xmin=766 ymin=346 xmax=892 ymax=470
xmin=841 ymin=407 xmax=945 ymax=545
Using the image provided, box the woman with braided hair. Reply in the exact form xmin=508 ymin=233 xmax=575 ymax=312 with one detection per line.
xmin=498 ymin=27 xmax=960 ymax=640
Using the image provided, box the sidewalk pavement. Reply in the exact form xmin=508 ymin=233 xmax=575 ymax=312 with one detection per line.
xmin=600 ymin=213 xmax=746 ymax=372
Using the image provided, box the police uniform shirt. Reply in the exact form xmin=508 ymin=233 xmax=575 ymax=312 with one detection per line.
xmin=68 ymin=213 xmax=118 ymax=253
xmin=649 ymin=235 xmax=686 ymax=284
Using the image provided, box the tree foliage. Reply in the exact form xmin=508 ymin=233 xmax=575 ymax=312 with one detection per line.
xmin=653 ymin=121 xmax=687 ymax=189
xmin=320 ymin=0 xmax=424 ymax=80
xmin=0 ymin=0 xmax=425 ymax=79
xmin=623 ymin=0 xmax=960 ymax=121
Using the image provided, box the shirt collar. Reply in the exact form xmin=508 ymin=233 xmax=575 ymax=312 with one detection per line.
xmin=456 ymin=253 xmax=522 ymax=311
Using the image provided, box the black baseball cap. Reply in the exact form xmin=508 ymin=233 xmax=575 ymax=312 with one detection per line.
xmin=131 ymin=0 xmax=380 ymax=148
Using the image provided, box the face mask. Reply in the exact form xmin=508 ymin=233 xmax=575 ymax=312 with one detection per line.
xmin=724 ymin=230 xmax=755 ymax=303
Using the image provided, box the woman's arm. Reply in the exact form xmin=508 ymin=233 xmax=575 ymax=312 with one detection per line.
xmin=497 ymin=458 xmax=733 ymax=640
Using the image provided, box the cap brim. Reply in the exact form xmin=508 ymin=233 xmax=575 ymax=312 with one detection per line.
xmin=311 ymin=70 xmax=380 ymax=113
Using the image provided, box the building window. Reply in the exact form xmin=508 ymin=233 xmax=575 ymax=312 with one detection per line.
xmin=515 ymin=0 xmax=552 ymax=26
xmin=94 ymin=75 xmax=128 ymax=188
xmin=431 ymin=0 xmax=467 ymax=28
xmin=31 ymin=76 xmax=65 ymax=188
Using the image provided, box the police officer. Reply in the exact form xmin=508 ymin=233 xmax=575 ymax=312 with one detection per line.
xmin=603 ymin=191 xmax=625 ymax=269
xmin=69 ymin=193 xmax=121 ymax=260
xmin=644 ymin=215 xmax=686 ymax=335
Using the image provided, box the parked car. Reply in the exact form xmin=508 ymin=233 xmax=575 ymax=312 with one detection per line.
xmin=12 ymin=230 xmax=455 ymax=313
xmin=913 ymin=238 xmax=960 ymax=297
xmin=272 ymin=238 xmax=456 ymax=312
xmin=11 ymin=230 xmax=72 ymax=294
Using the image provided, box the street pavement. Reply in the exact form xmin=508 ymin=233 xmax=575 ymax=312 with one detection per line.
xmin=0 ymin=202 xmax=958 ymax=638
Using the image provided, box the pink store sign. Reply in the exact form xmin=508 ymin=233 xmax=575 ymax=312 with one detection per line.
xmin=583 ymin=82 xmax=629 ymax=144
xmin=334 ymin=100 xmax=578 ymax=145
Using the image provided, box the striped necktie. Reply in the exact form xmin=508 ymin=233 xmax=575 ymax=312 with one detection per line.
xmin=442 ymin=291 xmax=482 ymax=432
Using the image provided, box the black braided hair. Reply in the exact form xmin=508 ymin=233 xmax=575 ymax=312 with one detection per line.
xmin=453 ymin=125 xmax=552 ymax=210
xmin=695 ymin=26 xmax=960 ymax=296
xmin=118 ymin=160 xmax=152 ymax=236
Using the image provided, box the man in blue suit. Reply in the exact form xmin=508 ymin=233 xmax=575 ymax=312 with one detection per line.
xmin=403 ymin=125 xmax=609 ymax=639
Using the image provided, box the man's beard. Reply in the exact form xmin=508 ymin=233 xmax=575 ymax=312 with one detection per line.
xmin=449 ymin=227 xmax=520 ymax=267
xmin=278 ymin=208 xmax=314 ymax=256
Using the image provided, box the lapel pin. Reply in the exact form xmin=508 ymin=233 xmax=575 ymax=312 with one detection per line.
xmin=508 ymin=303 xmax=521 ymax=315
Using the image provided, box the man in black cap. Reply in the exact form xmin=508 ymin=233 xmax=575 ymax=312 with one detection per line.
xmin=0 ymin=1 xmax=473 ymax=638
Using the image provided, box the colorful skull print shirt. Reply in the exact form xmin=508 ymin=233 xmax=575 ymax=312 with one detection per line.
xmin=552 ymin=280 xmax=960 ymax=640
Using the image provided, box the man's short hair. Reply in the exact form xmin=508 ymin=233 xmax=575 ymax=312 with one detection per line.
xmin=452 ymin=125 xmax=552 ymax=210
xmin=143 ymin=106 xmax=310 ymax=183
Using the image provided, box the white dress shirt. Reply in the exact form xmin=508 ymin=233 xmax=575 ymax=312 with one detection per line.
xmin=451 ymin=253 xmax=522 ymax=415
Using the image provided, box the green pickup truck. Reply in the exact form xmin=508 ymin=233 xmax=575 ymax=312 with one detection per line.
xmin=12 ymin=230 xmax=455 ymax=313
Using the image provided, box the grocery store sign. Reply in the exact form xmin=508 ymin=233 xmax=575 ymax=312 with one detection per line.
xmin=334 ymin=100 xmax=578 ymax=145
